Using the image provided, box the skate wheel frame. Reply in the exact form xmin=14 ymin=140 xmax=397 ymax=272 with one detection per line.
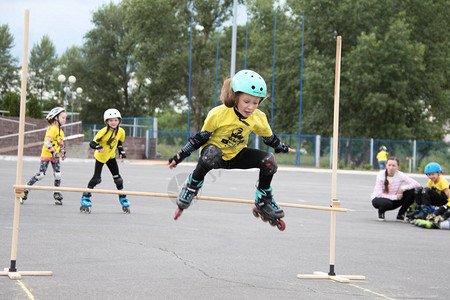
xmin=122 ymin=206 xmax=130 ymax=214
xmin=252 ymin=207 xmax=285 ymax=231
xmin=174 ymin=208 xmax=183 ymax=220
xmin=80 ymin=206 xmax=91 ymax=214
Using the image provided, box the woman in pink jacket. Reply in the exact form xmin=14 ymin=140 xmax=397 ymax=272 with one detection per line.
xmin=371 ymin=157 xmax=421 ymax=221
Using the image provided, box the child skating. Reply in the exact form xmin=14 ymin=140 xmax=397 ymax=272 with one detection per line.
xmin=80 ymin=108 xmax=129 ymax=213
xmin=22 ymin=107 xmax=67 ymax=205
xmin=168 ymin=69 xmax=292 ymax=230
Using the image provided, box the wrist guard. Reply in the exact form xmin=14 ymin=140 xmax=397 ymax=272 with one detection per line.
xmin=118 ymin=146 xmax=126 ymax=158
xmin=168 ymin=150 xmax=190 ymax=165
xmin=89 ymin=141 xmax=103 ymax=150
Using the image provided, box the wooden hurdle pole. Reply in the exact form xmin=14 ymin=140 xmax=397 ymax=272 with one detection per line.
xmin=13 ymin=185 xmax=348 ymax=213
xmin=297 ymin=36 xmax=365 ymax=283
xmin=0 ymin=10 xmax=53 ymax=280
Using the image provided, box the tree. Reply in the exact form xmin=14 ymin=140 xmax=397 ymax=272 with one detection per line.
xmin=0 ymin=91 xmax=20 ymax=116
xmin=0 ymin=24 xmax=20 ymax=98
xmin=29 ymin=35 xmax=58 ymax=107
xmin=80 ymin=2 xmax=140 ymax=124
xmin=286 ymin=0 xmax=449 ymax=140
xmin=27 ymin=94 xmax=43 ymax=118
xmin=125 ymin=0 xmax=237 ymax=131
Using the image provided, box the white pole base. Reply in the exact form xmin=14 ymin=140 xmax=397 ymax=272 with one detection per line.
xmin=1 ymin=268 xmax=53 ymax=280
xmin=297 ymin=271 xmax=365 ymax=283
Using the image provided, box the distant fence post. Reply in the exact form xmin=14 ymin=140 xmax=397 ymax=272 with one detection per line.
xmin=413 ymin=140 xmax=417 ymax=171
xmin=370 ymin=138 xmax=374 ymax=168
xmin=315 ymin=135 xmax=321 ymax=167
xmin=255 ymin=134 xmax=260 ymax=150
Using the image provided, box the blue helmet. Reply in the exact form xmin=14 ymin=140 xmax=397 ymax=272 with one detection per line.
xmin=231 ymin=70 xmax=267 ymax=98
xmin=424 ymin=162 xmax=442 ymax=174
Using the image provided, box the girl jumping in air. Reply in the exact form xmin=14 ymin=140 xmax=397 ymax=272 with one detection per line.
xmin=168 ymin=69 xmax=292 ymax=230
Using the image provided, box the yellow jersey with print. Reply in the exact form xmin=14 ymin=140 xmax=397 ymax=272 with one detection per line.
xmin=40 ymin=125 xmax=64 ymax=159
xmin=427 ymin=177 xmax=450 ymax=206
xmin=376 ymin=150 xmax=388 ymax=161
xmin=201 ymin=105 xmax=273 ymax=161
xmin=93 ymin=126 xmax=125 ymax=163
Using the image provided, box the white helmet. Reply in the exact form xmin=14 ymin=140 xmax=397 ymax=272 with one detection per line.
xmin=103 ymin=108 xmax=121 ymax=122
xmin=46 ymin=107 xmax=65 ymax=122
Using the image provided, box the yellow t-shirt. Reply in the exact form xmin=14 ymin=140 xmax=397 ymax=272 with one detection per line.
xmin=377 ymin=150 xmax=388 ymax=161
xmin=93 ymin=126 xmax=125 ymax=163
xmin=40 ymin=125 xmax=64 ymax=158
xmin=201 ymin=105 xmax=273 ymax=160
xmin=427 ymin=177 xmax=450 ymax=206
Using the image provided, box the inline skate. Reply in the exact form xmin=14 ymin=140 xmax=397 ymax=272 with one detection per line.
xmin=53 ymin=191 xmax=63 ymax=205
xmin=119 ymin=194 xmax=130 ymax=213
xmin=80 ymin=192 xmax=92 ymax=213
xmin=174 ymin=174 xmax=203 ymax=220
xmin=252 ymin=187 xmax=286 ymax=231
xmin=19 ymin=189 xmax=29 ymax=204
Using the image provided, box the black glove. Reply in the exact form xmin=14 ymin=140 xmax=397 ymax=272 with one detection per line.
xmin=275 ymin=143 xmax=290 ymax=153
xmin=51 ymin=151 xmax=59 ymax=160
xmin=118 ymin=147 xmax=126 ymax=159
xmin=434 ymin=205 xmax=448 ymax=216
xmin=168 ymin=150 xmax=190 ymax=166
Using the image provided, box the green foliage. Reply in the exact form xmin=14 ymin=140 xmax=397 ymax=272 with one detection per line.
xmin=125 ymin=0 xmax=236 ymax=131
xmin=27 ymin=95 xmax=43 ymax=118
xmin=29 ymin=35 xmax=58 ymax=103
xmin=0 ymin=24 xmax=20 ymax=97
xmin=0 ymin=0 xmax=448 ymax=145
xmin=78 ymin=2 xmax=141 ymax=124
xmin=0 ymin=91 xmax=20 ymax=116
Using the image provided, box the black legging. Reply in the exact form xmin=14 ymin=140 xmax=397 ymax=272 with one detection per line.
xmin=372 ymin=189 xmax=415 ymax=216
xmin=192 ymin=147 xmax=274 ymax=189
xmin=88 ymin=158 xmax=122 ymax=189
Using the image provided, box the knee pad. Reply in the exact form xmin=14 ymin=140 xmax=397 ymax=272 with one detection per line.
xmin=414 ymin=187 xmax=423 ymax=194
xmin=88 ymin=176 xmax=102 ymax=188
xmin=54 ymin=171 xmax=62 ymax=180
xmin=260 ymin=153 xmax=278 ymax=175
xmin=35 ymin=172 xmax=45 ymax=181
xmin=422 ymin=187 xmax=432 ymax=194
xmin=113 ymin=175 xmax=123 ymax=189
xmin=199 ymin=145 xmax=223 ymax=169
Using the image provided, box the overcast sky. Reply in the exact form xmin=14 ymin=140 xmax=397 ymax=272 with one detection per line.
xmin=1 ymin=0 xmax=120 ymax=62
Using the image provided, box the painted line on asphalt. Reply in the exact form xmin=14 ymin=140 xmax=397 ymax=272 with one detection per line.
xmin=349 ymin=283 xmax=396 ymax=300
xmin=17 ymin=280 xmax=35 ymax=300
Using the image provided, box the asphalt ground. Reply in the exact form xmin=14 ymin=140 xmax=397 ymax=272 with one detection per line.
xmin=0 ymin=155 xmax=449 ymax=300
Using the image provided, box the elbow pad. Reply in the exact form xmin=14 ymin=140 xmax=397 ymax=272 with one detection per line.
xmin=89 ymin=141 xmax=102 ymax=150
xmin=44 ymin=140 xmax=53 ymax=149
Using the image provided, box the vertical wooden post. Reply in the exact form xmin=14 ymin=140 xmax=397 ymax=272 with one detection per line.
xmin=328 ymin=35 xmax=342 ymax=275
xmin=298 ymin=36 xmax=365 ymax=283
xmin=1 ymin=9 xmax=53 ymax=280
xmin=9 ymin=9 xmax=30 ymax=274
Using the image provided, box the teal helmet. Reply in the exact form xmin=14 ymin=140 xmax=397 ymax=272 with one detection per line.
xmin=424 ymin=162 xmax=442 ymax=174
xmin=231 ymin=70 xmax=267 ymax=98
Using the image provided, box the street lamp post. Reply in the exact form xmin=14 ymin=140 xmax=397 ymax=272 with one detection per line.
xmin=58 ymin=74 xmax=81 ymax=136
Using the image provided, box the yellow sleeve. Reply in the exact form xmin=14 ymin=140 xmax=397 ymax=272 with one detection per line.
xmin=201 ymin=107 xmax=220 ymax=133
xmin=253 ymin=110 xmax=273 ymax=137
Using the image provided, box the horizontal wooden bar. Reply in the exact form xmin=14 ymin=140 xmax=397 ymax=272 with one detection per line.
xmin=13 ymin=184 xmax=348 ymax=212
